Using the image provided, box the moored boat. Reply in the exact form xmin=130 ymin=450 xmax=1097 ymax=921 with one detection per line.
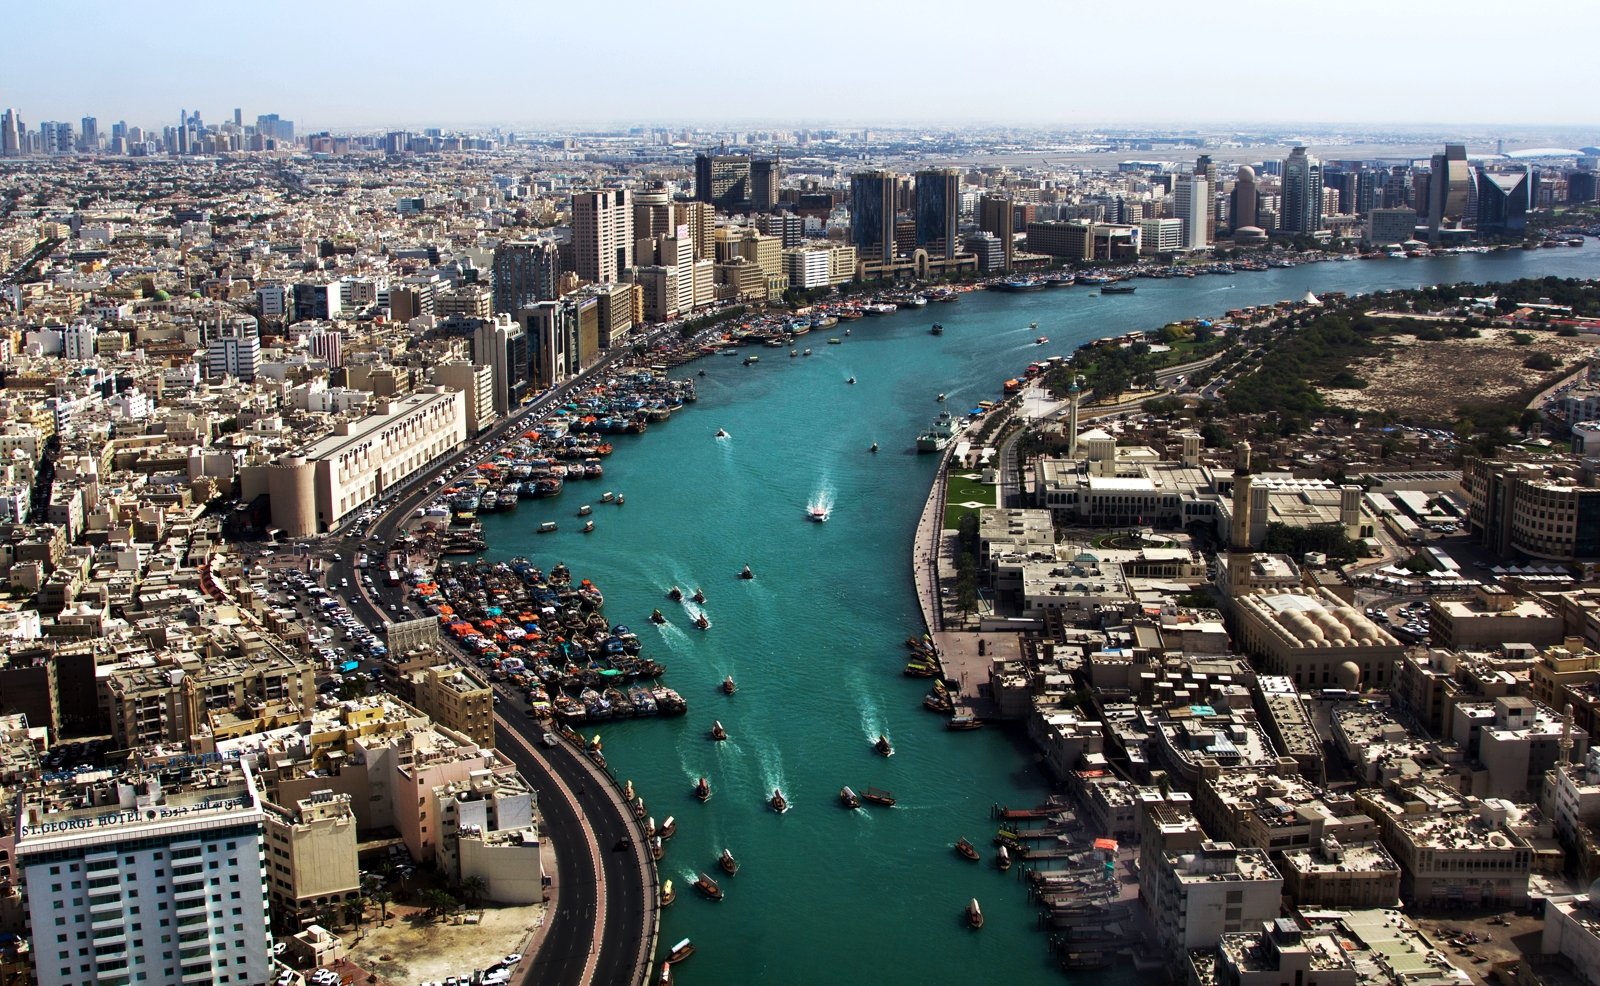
xmin=862 ymin=786 xmax=896 ymax=807
xmin=661 ymin=816 xmax=677 ymax=839
xmin=968 ymin=898 xmax=984 ymax=929
xmin=997 ymin=845 xmax=1012 ymax=871
xmin=693 ymin=777 xmax=711 ymax=802
xmin=955 ymin=837 xmax=980 ymax=861
xmin=874 ymin=735 xmax=894 ymax=757
xmin=770 ymin=788 xmax=789 ymax=813
xmin=947 ymin=714 xmax=983 ymax=731
xmin=668 ymin=938 xmax=695 ymax=963
xmin=710 ymin=720 xmax=727 ymax=741
xmin=660 ymin=879 xmax=675 ymax=907
xmin=693 ymin=872 xmax=724 ymax=901
xmin=840 ymin=785 xmax=861 ymax=809
xmin=722 ymin=675 xmax=736 ymax=695
xmin=719 ymin=848 xmax=739 ymax=875
xmin=651 ymin=835 xmax=664 ymax=860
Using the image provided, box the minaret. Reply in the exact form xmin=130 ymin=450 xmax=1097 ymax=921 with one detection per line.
xmin=1066 ymin=374 xmax=1082 ymax=459
xmin=1228 ymin=441 xmax=1254 ymax=598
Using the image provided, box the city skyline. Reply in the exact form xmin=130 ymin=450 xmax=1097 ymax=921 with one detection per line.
xmin=4 ymin=0 xmax=1599 ymax=130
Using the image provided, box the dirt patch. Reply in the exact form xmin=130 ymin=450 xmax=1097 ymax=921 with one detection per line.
xmin=1319 ymin=325 xmax=1596 ymax=421
xmin=344 ymin=901 xmax=544 ymax=985
xmin=1412 ymin=910 xmax=1546 ymax=986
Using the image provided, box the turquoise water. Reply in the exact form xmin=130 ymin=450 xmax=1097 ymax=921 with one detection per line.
xmin=481 ymin=243 xmax=1597 ymax=983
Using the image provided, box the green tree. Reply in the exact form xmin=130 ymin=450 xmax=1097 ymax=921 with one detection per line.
xmin=460 ymin=875 xmax=488 ymax=909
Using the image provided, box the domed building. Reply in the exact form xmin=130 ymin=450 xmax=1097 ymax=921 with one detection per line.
xmin=1232 ymin=587 xmax=1403 ymax=691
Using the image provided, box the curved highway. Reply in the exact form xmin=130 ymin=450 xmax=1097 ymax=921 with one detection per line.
xmin=318 ymin=346 xmax=662 ymax=986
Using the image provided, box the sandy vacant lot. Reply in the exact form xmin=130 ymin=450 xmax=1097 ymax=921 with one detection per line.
xmin=1319 ymin=324 xmax=1596 ymax=420
xmin=343 ymin=902 xmax=543 ymax=985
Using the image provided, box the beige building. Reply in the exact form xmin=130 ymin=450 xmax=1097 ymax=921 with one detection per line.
xmin=410 ymin=665 xmax=494 ymax=750
xmin=1430 ymin=586 xmax=1564 ymax=650
xmin=572 ymin=189 xmax=633 ymax=284
xmin=1357 ymin=786 xmax=1533 ymax=907
xmin=435 ymin=769 xmax=543 ymax=903
xmin=1233 ymin=588 xmax=1402 ymax=691
xmin=1278 ymin=836 xmax=1401 ymax=908
xmin=263 ymin=790 xmax=360 ymax=929
xmin=429 ymin=361 xmax=497 ymax=435
xmin=1463 ymin=455 xmax=1600 ymax=562
xmin=267 ymin=388 xmax=467 ymax=536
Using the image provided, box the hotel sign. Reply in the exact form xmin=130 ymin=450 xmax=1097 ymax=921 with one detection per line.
xmin=20 ymin=796 xmax=247 ymax=837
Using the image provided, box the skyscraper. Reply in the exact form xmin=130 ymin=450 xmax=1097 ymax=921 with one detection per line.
xmin=850 ymin=171 xmax=898 ymax=264
xmin=978 ymin=195 xmax=1015 ymax=272
xmin=1280 ymin=147 xmax=1324 ymax=235
xmin=0 ymin=108 xmax=20 ymax=157
xmin=695 ymin=151 xmax=751 ymax=211
xmin=750 ymin=156 xmax=780 ymax=212
xmin=1195 ymin=154 xmax=1218 ymax=242
xmin=78 ymin=116 xmax=97 ymax=153
xmin=1426 ymin=143 xmax=1475 ymax=239
xmin=1476 ymin=167 xmax=1532 ymax=236
xmin=492 ymin=239 xmax=562 ymax=315
xmin=1230 ymin=165 xmax=1259 ymax=231
xmin=573 ymin=189 xmax=633 ymax=284
xmin=1173 ymin=174 xmax=1210 ymax=250
xmin=914 ymin=169 xmax=961 ymax=259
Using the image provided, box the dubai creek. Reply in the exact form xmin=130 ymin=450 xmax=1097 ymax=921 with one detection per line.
xmin=478 ymin=243 xmax=1596 ymax=984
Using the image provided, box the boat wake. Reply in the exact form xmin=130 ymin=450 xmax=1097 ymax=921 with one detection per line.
xmin=859 ymin=706 xmax=885 ymax=746
xmin=806 ymin=487 xmax=834 ymax=517
xmin=653 ymin=622 xmax=689 ymax=648
xmin=755 ymin=736 xmax=787 ymax=804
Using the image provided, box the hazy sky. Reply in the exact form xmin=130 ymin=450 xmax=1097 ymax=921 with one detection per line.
xmin=4 ymin=0 xmax=1597 ymax=131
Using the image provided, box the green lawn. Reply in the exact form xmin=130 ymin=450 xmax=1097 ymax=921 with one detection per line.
xmin=944 ymin=472 xmax=996 ymax=528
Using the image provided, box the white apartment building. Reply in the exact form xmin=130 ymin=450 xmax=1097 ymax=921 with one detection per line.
xmin=62 ymin=322 xmax=95 ymax=360
xmin=205 ymin=331 xmax=261 ymax=382
xmin=785 ymin=247 xmax=831 ymax=290
xmin=256 ymin=284 xmax=290 ymax=320
xmin=1140 ymin=218 xmax=1184 ymax=255
xmin=16 ymin=766 xmax=272 ymax=986
xmin=1150 ymin=840 xmax=1283 ymax=952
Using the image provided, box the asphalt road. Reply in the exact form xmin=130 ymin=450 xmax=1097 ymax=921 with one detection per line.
xmin=312 ymin=345 xmax=660 ymax=986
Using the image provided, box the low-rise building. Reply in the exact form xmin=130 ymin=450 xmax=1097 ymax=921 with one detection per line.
xmin=1150 ymin=840 xmax=1283 ymax=953
xmin=263 ymin=789 xmax=360 ymax=930
xmin=1429 ymin=586 xmax=1564 ymax=651
xmin=1233 ymin=588 xmax=1401 ymax=692
xmin=1278 ymin=837 xmax=1401 ymax=908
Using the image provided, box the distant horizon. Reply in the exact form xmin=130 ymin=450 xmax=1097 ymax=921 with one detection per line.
xmin=4 ymin=0 xmax=1597 ymax=134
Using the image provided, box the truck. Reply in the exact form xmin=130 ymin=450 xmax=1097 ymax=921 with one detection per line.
xmin=385 ymin=569 xmax=402 ymax=587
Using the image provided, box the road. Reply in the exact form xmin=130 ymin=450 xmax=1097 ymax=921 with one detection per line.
xmin=312 ymin=343 xmax=663 ymax=986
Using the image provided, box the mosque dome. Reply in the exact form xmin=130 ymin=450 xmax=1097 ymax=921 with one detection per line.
xmin=1336 ymin=661 xmax=1361 ymax=691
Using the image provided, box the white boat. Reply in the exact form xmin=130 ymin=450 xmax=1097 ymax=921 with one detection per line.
xmin=577 ymin=504 xmax=593 ymax=516
xmin=916 ymin=411 xmax=956 ymax=454
xmin=807 ymin=505 xmax=829 ymax=523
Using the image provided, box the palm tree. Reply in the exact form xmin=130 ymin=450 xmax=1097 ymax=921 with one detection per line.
xmin=460 ymin=875 xmax=488 ymax=909
xmin=370 ymin=887 xmax=392 ymax=923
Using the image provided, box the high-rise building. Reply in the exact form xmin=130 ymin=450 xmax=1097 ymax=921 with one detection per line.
xmin=78 ymin=116 xmax=97 ymax=153
xmin=1229 ymin=165 xmax=1259 ymax=231
xmin=1195 ymin=154 xmax=1218 ymax=242
xmin=40 ymin=121 xmax=73 ymax=155
xmin=16 ymin=766 xmax=273 ymax=986
xmin=0 ymin=108 xmax=20 ymax=157
xmin=1476 ymin=167 xmax=1532 ymax=236
xmin=632 ymin=188 xmax=674 ymax=240
xmin=750 ymin=156 xmax=780 ymax=212
xmin=978 ymin=195 xmax=1015 ymax=272
xmin=914 ymin=169 xmax=961 ymax=259
xmin=850 ymin=171 xmax=898 ymax=264
xmin=671 ymin=200 xmax=716 ymax=261
xmin=491 ymin=239 xmax=561 ymax=315
xmin=1173 ymin=174 xmax=1210 ymax=250
xmin=572 ymin=189 xmax=633 ymax=284
xmin=1426 ymin=143 xmax=1476 ymax=239
xmin=1280 ymin=147 xmax=1324 ymax=235
xmin=471 ymin=314 xmax=532 ymax=415
xmin=695 ymin=151 xmax=752 ymax=211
